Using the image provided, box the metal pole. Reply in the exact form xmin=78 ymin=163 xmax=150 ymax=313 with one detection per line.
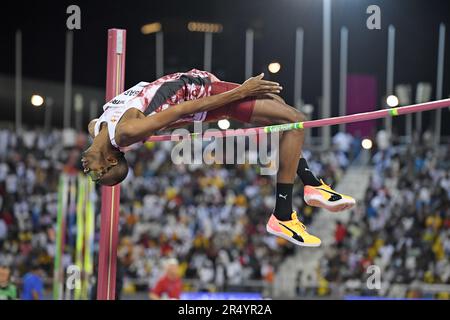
xmin=44 ymin=97 xmax=54 ymax=132
xmin=74 ymin=93 xmax=83 ymax=132
xmin=294 ymin=28 xmax=304 ymax=109
xmin=63 ymin=31 xmax=74 ymax=128
xmin=322 ymin=0 xmax=332 ymax=149
xmin=15 ymin=30 xmax=22 ymax=134
xmin=156 ymin=31 xmax=164 ymax=78
xmin=89 ymin=100 xmax=98 ymax=122
xmin=385 ymin=25 xmax=395 ymax=135
xmin=415 ymin=84 xmax=423 ymax=133
xmin=245 ymin=29 xmax=254 ymax=79
xmin=97 ymin=29 xmax=126 ymax=300
xmin=339 ymin=27 xmax=348 ymax=132
xmin=434 ymin=23 xmax=445 ymax=146
xmin=204 ymin=32 xmax=213 ymax=72
xmin=406 ymin=112 xmax=412 ymax=143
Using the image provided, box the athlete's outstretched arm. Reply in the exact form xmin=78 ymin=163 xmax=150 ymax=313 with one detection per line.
xmin=116 ymin=74 xmax=282 ymax=147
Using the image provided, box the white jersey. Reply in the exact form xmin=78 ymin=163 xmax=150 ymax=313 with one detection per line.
xmin=94 ymin=82 xmax=150 ymax=150
xmin=93 ymin=69 xmax=214 ymax=152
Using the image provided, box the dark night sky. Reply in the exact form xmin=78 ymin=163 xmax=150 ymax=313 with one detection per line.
xmin=1 ymin=0 xmax=449 ymax=132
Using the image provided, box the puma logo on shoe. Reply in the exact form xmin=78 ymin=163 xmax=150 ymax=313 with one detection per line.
xmin=278 ymin=222 xmax=304 ymax=242
xmin=278 ymin=194 xmax=287 ymax=199
xmin=316 ymin=188 xmax=343 ymax=202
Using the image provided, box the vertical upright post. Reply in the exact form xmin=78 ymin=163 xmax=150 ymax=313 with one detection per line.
xmin=97 ymin=29 xmax=126 ymax=300
xmin=156 ymin=31 xmax=164 ymax=78
xmin=385 ymin=25 xmax=395 ymax=135
xmin=15 ymin=30 xmax=22 ymax=134
xmin=322 ymin=0 xmax=332 ymax=149
xmin=204 ymin=32 xmax=213 ymax=72
xmin=294 ymin=28 xmax=304 ymax=109
xmin=245 ymin=29 xmax=254 ymax=79
xmin=339 ymin=27 xmax=348 ymax=133
xmin=434 ymin=23 xmax=445 ymax=147
xmin=64 ymin=31 xmax=74 ymax=129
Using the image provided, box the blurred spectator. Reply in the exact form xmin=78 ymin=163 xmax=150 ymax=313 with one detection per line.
xmin=334 ymin=221 xmax=347 ymax=248
xmin=0 ymin=128 xmax=350 ymax=295
xmin=21 ymin=262 xmax=44 ymax=300
xmin=333 ymin=132 xmax=353 ymax=154
xmin=320 ymin=141 xmax=450 ymax=298
xmin=0 ymin=264 xmax=17 ymax=300
xmin=376 ymin=130 xmax=390 ymax=151
xmin=149 ymin=258 xmax=182 ymax=300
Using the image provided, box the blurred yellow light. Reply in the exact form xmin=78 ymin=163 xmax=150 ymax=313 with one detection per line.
xmin=361 ymin=138 xmax=373 ymax=150
xmin=268 ymin=62 xmax=281 ymax=74
xmin=141 ymin=22 xmax=162 ymax=35
xmin=31 ymin=95 xmax=44 ymax=107
xmin=187 ymin=22 xmax=223 ymax=33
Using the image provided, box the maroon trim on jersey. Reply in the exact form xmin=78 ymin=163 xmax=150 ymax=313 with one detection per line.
xmin=143 ymin=74 xmax=212 ymax=116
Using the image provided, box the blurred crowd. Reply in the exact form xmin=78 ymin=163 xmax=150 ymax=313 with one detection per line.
xmin=0 ymin=128 xmax=351 ymax=298
xmin=321 ymin=140 xmax=450 ymax=298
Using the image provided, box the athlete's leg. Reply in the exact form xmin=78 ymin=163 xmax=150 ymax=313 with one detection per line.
xmin=250 ymin=96 xmax=304 ymax=184
xmin=249 ymin=96 xmax=355 ymax=214
xmin=249 ymin=96 xmax=305 ymax=219
xmin=205 ymin=81 xmax=354 ymax=205
xmin=243 ymin=96 xmax=321 ymax=246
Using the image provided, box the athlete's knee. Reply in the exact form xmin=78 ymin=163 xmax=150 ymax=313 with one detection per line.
xmin=265 ymin=93 xmax=286 ymax=104
xmin=284 ymin=107 xmax=306 ymax=124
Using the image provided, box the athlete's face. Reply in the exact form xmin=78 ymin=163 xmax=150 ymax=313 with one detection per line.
xmin=81 ymin=149 xmax=111 ymax=182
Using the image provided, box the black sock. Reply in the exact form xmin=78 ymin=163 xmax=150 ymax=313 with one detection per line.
xmin=297 ymin=158 xmax=322 ymax=186
xmin=273 ymin=183 xmax=293 ymax=221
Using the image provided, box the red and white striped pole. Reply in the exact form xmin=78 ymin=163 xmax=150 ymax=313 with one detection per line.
xmin=97 ymin=29 xmax=126 ymax=300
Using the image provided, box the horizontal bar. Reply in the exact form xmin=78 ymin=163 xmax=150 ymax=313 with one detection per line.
xmin=147 ymin=98 xmax=450 ymax=142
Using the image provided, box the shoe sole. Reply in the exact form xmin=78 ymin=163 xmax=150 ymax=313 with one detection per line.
xmin=266 ymin=224 xmax=321 ymax=247
xmin=304 ymin=194 xmax=356 ymax=213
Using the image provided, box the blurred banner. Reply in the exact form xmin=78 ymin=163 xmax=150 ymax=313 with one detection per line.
xmin=180 ymin=292 xmax=263 ymax=300
xmin=346 ymin=75 xmax=377 ymax=138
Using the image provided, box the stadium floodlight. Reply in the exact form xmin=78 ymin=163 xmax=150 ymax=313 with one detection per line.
xmin=361 ymin=138 xmax=373 ymax=150
xmin=141 ymin=22 xmax=162 ymax=35
xmin=386 ymin=95 xmax=399 ymax=107
xmin=268 ymin=62 xmax=281 ymax=74
xmin=187 ymin=22 xmax=223 ymax=33
xmin=31 ymin=95 xmax=44 ymax=107
xmin=218 ymin=119 xmax=230 ymax=130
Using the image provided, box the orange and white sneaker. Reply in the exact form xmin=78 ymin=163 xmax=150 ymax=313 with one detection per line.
xmin=266 ymin=211 xmax=321 ymax=247
xmin=304 ymin=179 xmax=356 ymax=213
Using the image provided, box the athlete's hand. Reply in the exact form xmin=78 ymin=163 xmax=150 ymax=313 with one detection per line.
xmin=237 ymin=73 xmax=283 ymax=98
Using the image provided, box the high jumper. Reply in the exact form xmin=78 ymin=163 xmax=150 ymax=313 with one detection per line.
xmin=82 ymin=69 xmax=356 ymax=247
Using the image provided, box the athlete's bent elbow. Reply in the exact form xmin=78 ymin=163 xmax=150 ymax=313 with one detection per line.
xmin=116 ymin=123 xmax=135 ymax=147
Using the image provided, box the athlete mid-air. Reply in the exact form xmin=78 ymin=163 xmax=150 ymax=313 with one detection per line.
xmin=82 ymin=69 xmax=355 ymax=247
